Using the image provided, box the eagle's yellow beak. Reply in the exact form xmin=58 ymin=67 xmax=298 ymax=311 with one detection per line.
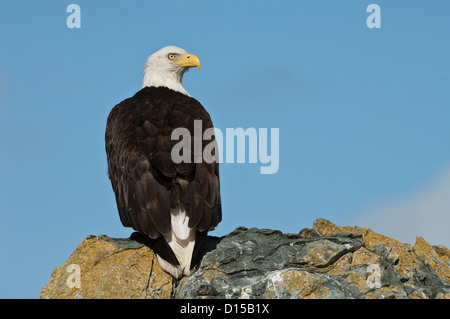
xmin=171 ymin=53 xmax=201 ymax=70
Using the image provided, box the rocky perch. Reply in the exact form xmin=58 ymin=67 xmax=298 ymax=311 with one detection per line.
xmin=40 ymin=219 xmax=450 ymax=299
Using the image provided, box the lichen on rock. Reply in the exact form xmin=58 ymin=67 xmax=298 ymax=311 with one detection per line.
xmin=40 ymin=219 xmax=450 ymax=299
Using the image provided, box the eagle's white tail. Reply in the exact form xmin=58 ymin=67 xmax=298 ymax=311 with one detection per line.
xmin=157 ymin=206 xmax=196 ymax=278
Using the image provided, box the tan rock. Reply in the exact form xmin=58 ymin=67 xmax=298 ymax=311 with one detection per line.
xmin=311 ymin=219 xmax=450 ymax=297
xmin=41 ymin=221 xmax=449 ymax=299
xmin=40 ymin=235 xmax=173 ymax=299
xmin=436 ymin=292 xmax=450 ymax=299
xmin=313 ymin=218 xmax=345 ymax=236
xmin=386 ymin=244 xmax=420 ymax=278
xmin=313 ymin=219 xmax=421 ymax=277
xmin=328 ymin=252 xmax=353 ymax=274
xmin=351 ymin=247 xmax=380 ymax=266
xmin=365 ymin=286 xmax=408 ymax=299
xmin=313 ymin=218 xmax=410 ymax=251
xmin=432 ymin=245 xmax=450 ymax=263
xmin=263 ymin=269 xmax=330 ymax=299
xmin=413 ymin=237 xmax=450 ymax=282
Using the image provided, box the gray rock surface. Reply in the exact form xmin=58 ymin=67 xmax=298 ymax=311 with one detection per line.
xmin=41 ymin=219 xmax=450 ymax=299
xmin=175 ymin=226 xmax=449 ymax=298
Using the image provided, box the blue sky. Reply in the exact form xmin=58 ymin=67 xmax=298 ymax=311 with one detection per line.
xmin=1 ymin=1 xmax=449 ymax=298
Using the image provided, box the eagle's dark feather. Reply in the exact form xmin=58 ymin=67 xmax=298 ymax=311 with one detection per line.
xmin=105 ymin=86 xmax=222 ymax=268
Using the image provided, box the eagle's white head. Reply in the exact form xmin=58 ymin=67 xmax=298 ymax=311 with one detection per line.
xmin=142 ymin=46 xmax=201 ymax=96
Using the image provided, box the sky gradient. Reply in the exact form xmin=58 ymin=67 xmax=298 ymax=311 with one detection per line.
xmin=1 ymin=1 xmax=449 ymax=298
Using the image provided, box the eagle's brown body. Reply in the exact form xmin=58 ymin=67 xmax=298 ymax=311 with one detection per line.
xmin=105 ymin=86 xmax=221 ymax=274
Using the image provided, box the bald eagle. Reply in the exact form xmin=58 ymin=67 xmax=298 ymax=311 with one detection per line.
xmin=105 ymin=46 xmax=222 ymax=278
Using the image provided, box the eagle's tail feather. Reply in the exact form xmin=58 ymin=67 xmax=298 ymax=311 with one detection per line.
xmin=155 ymin=205 xmax=196 ymax=278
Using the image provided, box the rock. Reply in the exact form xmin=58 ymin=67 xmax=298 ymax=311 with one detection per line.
xmin=40 ymin=235 xmax=173 ymax=299
xmin=41 ymin=219 xmax=450 ymax=299
xmin=413 ymin=237 xmax=450 ymax=282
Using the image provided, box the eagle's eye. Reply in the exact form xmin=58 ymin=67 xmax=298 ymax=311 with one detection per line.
xmin=168 ymin=53 xmax=176 ymax=60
